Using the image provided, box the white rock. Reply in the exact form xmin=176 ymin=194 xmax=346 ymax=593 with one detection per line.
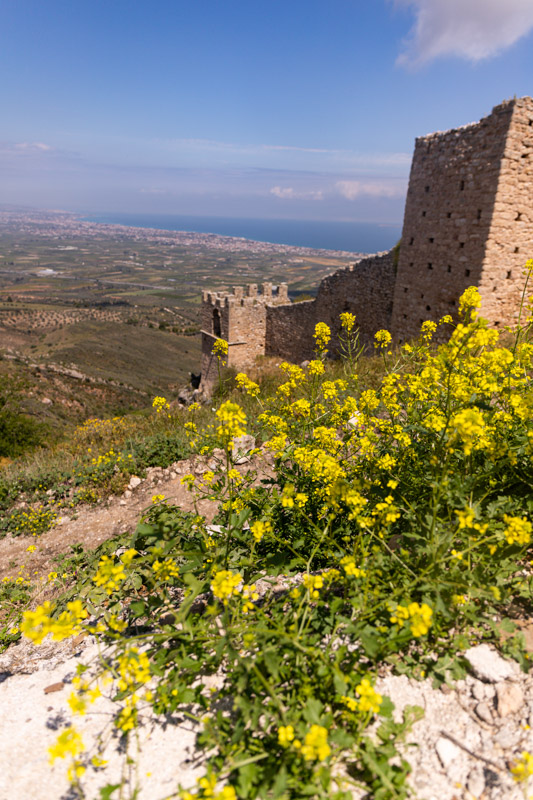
xmin=128 ymin=476 xmax=142 ymax=489
xmin=232 ymin=434 xmax=255 ymax=458
xmin=348 ymin=413 xmax=362 ymax=428
xmin=123 ymin=489 xmax=132 ymax=499
xmin=464 ymin=644 xmax=518 ymax=683
xmin=496 ymin=682 xmax=524 ymax=717
xmin=435 ymin=736 xmax=460 ymax=768
xmin=495 ymin=725 xmax=521 ymax=748
xmin=467 ymin=767 xmax=485 ymax=798
xmin=471 ymin=681 xmax=486 ymax=701
xmin=474 ymin=701 xmax=493 ymax=724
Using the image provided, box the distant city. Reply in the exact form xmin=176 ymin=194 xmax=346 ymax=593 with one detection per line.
xmin=82 ymin=213 xmax=402 ymax=255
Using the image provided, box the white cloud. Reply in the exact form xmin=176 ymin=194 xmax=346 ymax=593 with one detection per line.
xmin=395 ymin=0 xmax=533 ymax=67
xmin=335 ymin=180 xmax=404 ymax=200
xmin=0 ymin=141 xmax=53 ymax=155
xmin=14 ymin=142 xmax=52 ymax=152
xmin=270 ymin=186 xmax=324 ymax=200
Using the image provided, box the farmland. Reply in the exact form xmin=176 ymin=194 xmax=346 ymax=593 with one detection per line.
xmin=0 ymin=208 xmax=361 ymax=431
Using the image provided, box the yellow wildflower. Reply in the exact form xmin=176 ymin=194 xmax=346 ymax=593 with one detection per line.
xmin=300 ymin=724 xmax=330 ymax=761
xmin=314 ymin=322 xmax=331 ymax=352
xmin=503 ymin=514 xmax=531 ymax=546
xmin=355 ymin=678 xmax=383 ymax=714
xmin=278 ymin=725 xmax=295 ymax=747
xmin=211 ymin=570 xmax=242 ymax=604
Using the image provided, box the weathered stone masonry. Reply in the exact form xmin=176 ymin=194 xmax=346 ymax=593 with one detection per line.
xmin=201 ymin=97 xmax=533 ymax=386
xmin=314 ymin=252 xmax=395 ymax=351
xmin=391 ymin=96 xmax=533 ymax=341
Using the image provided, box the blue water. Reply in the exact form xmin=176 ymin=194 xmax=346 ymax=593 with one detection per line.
xmin=82 ymin=213 xmax=401 ymax=254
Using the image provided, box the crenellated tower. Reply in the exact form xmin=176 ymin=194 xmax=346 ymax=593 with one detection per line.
xmin=200 ymin=282 xmax=290 ymax=387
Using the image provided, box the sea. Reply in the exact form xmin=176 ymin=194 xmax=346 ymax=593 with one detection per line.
xmin=82 ymin=213 xmax=402 ymax=254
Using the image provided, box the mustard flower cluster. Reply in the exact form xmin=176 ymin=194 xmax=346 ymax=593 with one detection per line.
xmin=215 ymin=401 xmax=247 ymax=445
xmin=355 ymin=678 xmax=383 ymax=713
xmin=181 ymin=775 xmax=237 ymax=800
xmin=303 ymin=573 xmax=324 ymax=600
xmin=152 ymin=395 xmax=170 ymax=414
xmin=313 ymin=322 xmax=331 ymax=352
xmin=374 ymin=329 xmax=392 ymax=349
xmin=21 ymin=600 xmax=87 ymax=645
xmin=511 ymin=751 xmax=533 ymax=783
xmin=277 ymin=724 xmax=330 ymax=761
xmin=210 ymin=570 xmax=242 ymax=604
xmin=48 ymin=726 xmax=85 ymax=782
xmin=300 ymin=725 xmax=331 ymax=762
xmin=339 ymin=311 xmax=356 ymax=332
xmin=212 ymin=339 xmax=229 ymax=363
xmin=340 ymin=678 xmax=382 ymax=715
xmin=72 ymin=414 xmax=137 ymax=455
xmin=81 ymin=448 xmax=134 ymax=486
xmin=10 ymin=504 xmax=57 ymax=537
xmin=93 ymin=549 xmax=136 ymax=595
xmin=390 ymin=602 xmax=433 ymax=638
xmin=235 ymin=372 xmax=260 ymax=396
xmin=117 ymin=646 xmax=151 ymax=692
xmin=503 ymin=514 xmax=532 ymax=546
xmin=251 ymin=519 xmax=272 ymax=542
xmin=152 ymin=557 xmax=180 ymax=581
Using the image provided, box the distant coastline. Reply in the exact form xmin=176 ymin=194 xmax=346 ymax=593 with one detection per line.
xmin=81 ymin=213 xmax=402 ymax=254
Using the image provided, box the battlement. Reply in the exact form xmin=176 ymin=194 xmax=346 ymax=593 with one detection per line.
xmin=202 ymin=282 xmax=289 ymax=308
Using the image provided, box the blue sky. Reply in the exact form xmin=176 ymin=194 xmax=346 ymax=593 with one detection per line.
xmin=1 ymin=0 xmax=532 ymax=223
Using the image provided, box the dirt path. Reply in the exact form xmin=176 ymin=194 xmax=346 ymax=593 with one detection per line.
xmin=0 ymin=452 xmax=268 ymax=583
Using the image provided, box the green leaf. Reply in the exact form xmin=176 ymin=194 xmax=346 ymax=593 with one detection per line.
xmin=360 ymin=626 xmax=381 ymax=658
xmin=99 ymin=784 xmax=121 ymax=800
xmin=304 ymin=696 xmax=323 ymax=724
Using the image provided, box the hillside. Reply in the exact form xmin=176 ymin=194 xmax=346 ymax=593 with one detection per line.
xmin=1 ymin=281 xmax=533 ymax=800
xmin=0 ymin=209 xmax=361 ymax=440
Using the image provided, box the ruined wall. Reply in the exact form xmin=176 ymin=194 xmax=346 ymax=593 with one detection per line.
xmin=314 ymin=252 xmax=395 ymax=350
xmin=265 ymin=252 xmax=395 ymax=361
xmin=479 ymin=97 xmax=533 ymax=327
xmin=266 ymin=300 xmax=317 ymax=362
xmin=390 ymin=99 xmax=516 ymax=342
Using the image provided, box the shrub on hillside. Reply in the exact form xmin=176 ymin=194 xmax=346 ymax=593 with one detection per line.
xmin=0 ymin=376 xmax=46 ymax=458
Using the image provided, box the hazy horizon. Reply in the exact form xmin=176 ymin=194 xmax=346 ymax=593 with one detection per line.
xmin=1 ymin=1 xmax=532 ymax=223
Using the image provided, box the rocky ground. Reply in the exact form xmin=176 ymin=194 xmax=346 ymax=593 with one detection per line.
xmin=1 ymin=634 xmax=530 ymax=800
xmin=0 ymin=456 xmax=531 ymax=800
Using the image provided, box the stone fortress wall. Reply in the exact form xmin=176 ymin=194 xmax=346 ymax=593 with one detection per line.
xmin=313 ymin=252 xmax=395 ymax=351
xmin=200 ymin=97 xmax=533 ymax=388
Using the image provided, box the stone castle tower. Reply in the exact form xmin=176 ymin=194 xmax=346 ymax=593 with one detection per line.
xmin=391 ymin=96 xmax=533 ymax=340
xmin=200 ymin=97 xmax=533 ymax=387
xmin=200 ymin=283 xmax=290 ymax=385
